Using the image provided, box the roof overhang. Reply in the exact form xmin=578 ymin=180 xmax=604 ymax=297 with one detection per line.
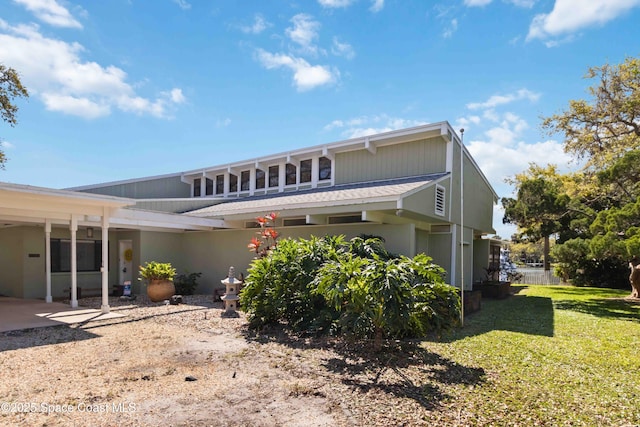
xmin=0 ymin=182 xmax=223 ymax=232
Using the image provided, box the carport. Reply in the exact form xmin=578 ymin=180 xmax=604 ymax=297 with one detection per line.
xmin=0 ymin=182 xmax=223 ymax=315
xmin=0 ymin=182 xmax=134 ymax=314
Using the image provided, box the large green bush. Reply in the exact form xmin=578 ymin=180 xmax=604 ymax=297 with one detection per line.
xmin=241 ymin=235 xmax=460 ymax=348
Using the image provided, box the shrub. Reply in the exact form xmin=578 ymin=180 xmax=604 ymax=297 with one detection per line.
xmin=174 ymin=271 xmax=202 ymax=295
xmin=241 ymin=235 xmax=461 ymax=348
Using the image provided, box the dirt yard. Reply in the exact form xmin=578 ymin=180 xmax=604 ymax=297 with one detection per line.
xmin=0 ymin=295 xmax=472 ymax=426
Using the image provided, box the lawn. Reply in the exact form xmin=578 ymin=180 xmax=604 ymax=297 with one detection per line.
xmin=424 ymin=285 xmax=640 ymax=426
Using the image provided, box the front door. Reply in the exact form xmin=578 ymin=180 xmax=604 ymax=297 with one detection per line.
xmin=119 ymin=240 xmax=133 ymax=287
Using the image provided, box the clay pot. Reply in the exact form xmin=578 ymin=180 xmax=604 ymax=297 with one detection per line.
xmin=146 ymin=279 xmax=175 ymax=302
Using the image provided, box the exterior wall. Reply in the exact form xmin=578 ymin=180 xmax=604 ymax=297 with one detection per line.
xmin=138 ymin=231 xmax=185 ymax=294
xmin=181 ymin=223 xmax=418 ymax=294
xmin=335 ymin=137 xmax=447 ymax=185
xmin=449 ymin=142 xmax=495 ymax=234
xmin=80 ymin=175 xmax=190 ymax=199
xmin=473 ymin=238 xmax=491 ymax=284
xmin=427 ymin=232 xmax=453 ymax=284
xmin=0 ymin=227 xmax=26 ymax=298
xmin=401 ymin=178 xmax=451 ymax=222
xmin=463 ymin=156 xmax=495 ymax=234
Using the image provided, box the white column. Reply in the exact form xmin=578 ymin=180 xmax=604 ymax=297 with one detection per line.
xmin=70 ymin=216 xmax=78 ymax=308
xmin=101 ymin=211 xmax=110 ymax=314
xmin=200 ymin=174 xmax=206 ymax=198
xmin=45 ymin=219 xmax=52 ymax=303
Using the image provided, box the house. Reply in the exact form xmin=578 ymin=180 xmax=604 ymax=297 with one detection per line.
xmin=0 ymin=121 xmax=498 ymax=313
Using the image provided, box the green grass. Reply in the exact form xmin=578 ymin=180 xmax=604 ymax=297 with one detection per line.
xmin=424 ymin=285 xmax=640 ymax=426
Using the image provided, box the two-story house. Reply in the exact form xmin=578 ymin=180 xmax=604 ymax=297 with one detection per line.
xmin=0 ymin=121 xmax=497 ymax=313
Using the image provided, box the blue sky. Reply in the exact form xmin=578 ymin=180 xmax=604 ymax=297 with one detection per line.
xmin=1 ymin=0 xmax=639 ymax=238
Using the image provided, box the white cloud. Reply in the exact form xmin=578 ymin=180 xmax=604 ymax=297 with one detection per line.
xmin=324 ymin=114 xmax=428 ymax=138
xmin=13 ymin=0 xmax=82 ymax=28
xmin=255 ymin=49 xmax=337 ymax=91
xmin=466 ymin=88 xmax=540 ymax=110
xmin=173 ymin=0 xmax=191 ymax=10
xmin=331 ymin=37 xmax=355 ymax=59
xmin=464 ymin=0 xmax=493 ymax=6
xmin=240 ymin=14 xmax=271 ymax=34
xmin=370 ymin=0 xmax=385 ymax=12
xmin=318 ymin=0 xmax=356 ymax=8
xmin=527 ymin=0 xmax=640 ymax=42
xmin=286 ymin=14 xmax=321 ymax=56
xmin=42 ymin=93 xmax=110 ymax=119
xmin=0 ymin=141 xmax=15 ymax=149
xmin=442 ymin=18 xmax=458 ymax=38
xmin=0 ymin=20 xmax=184 ymax=119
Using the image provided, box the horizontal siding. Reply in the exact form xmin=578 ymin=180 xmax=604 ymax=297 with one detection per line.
xmin=80 ymin=176 xmax=190 ymax=199
xmin=335 ymin=137 xmax=447 ymax=185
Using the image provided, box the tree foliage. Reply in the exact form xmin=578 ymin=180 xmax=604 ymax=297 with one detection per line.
xmin=0 ymin=65 xmax=29 ymax=168
xmin=240 ymin=235 xmax=460 ymax=350
xmin=506 ymin=56 xmax=640 ymax=289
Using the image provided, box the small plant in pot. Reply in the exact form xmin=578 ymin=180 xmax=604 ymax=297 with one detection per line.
xmin=139 ymin=261 xmax=176 ymax=302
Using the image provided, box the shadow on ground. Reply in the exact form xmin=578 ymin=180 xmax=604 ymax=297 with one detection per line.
xmin=441 ymin=287 xmax=555 ymax=342
xmin=553 ymin=297 xmax=640 ymax=322
xmin=0 ymin=325 xmax=100 ymax=352
xmin=243 ymin=327 xmax=485 ymax=411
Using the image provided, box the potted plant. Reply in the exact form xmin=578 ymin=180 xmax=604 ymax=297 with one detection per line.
xmin=139 ymin=261 xmax=176 ymax=302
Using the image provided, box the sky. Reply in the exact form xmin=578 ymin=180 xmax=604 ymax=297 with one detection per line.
xmin=1 ymin=0 xmax=639 ymax=239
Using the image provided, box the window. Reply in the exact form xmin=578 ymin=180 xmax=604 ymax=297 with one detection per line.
xmin=51 ymin=239 xmax=103 ymax=273
xmin=215 ymin=174 xmax=224 ymax=195
xmin=241 ymin=170 xmax=250 ymax=191
xmin=318 ymin=156 xmax=331 ymax=181
xmin=256 ymin=169 xmax=265 ymax=189
xmin=435 ymin=185 xmax=445 ymax=216
xmin=285 ymin=163 xmax=297 ymax=185
xmin=229 ymin=174 xmax=238 ymax=193
xmin=268 ymin=165 xmax=279 ymax=187
xmin=205 ymin=178 xmax=213 ymax=196
xmin=193 ymin=178 xmax=201 ymax=197
xmin=300 ymin=159 xmax=312 ymax=183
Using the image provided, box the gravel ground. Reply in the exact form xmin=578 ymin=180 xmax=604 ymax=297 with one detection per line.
xmin=0 ymin=295 xmax=466 ymax=426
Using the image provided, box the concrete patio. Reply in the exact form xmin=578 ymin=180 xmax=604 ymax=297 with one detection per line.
xmin=0 ymin=297 xmax=125 ymax=333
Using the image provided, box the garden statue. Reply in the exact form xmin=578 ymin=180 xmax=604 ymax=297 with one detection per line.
xmin=629 ymin=257 xmax=640 ymax=298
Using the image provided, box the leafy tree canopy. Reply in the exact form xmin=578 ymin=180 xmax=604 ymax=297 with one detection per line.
xmin=0 ymin=65 xmax=29 ymax=168
xmin=505 ymin=56 xmax=640 ymax=288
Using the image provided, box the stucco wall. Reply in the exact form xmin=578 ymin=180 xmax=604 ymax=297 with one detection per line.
xmin=180 ymin=223 xmax=418 ymax=294
xmin=0 ymin=227 xmax=26 ymax=297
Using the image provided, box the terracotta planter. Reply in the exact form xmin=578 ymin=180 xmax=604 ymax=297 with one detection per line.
xmin=147 ymin=279 xmax=175 ymax=302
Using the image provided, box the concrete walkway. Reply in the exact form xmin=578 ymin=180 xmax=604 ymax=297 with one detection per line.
xmin=0 ymin=297 xmax=125 ymax=333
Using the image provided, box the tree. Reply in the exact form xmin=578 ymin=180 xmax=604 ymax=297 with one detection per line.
xmin=511 ymin=56 xmax=640 ymax=289
xmin=541 ymin=57 xmax=640 ymax=170
xmin=502 ymin=164 xmax=569 ymax=271
xmin=0 ymin=65 xmax=29 ymax=169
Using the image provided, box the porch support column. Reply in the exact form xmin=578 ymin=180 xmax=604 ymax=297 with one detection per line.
xmin=70 ymin=216 xmax=78 ymax=308
xmin=101 ymin=211 xmax=110 ymax=314
xmin=45 ymin=219 xmax=52 ymax=303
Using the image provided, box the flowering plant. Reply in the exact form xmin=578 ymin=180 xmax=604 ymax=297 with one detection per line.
xmin=248 ymin=212 xmax=279 ymax=258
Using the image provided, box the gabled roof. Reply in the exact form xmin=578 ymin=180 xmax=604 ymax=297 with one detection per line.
xmin=186 ymin=173 xmax=449 ymax=218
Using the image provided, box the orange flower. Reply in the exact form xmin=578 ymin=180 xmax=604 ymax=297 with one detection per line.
xmin=255 ymin=216 xmax=268 ymax=226
xmin=265 ymin=212 xmax=278 ymax=221
xmin=248 ymin=237 xmax=261 ymax=252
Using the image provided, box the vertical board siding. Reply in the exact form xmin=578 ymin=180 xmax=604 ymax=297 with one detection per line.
xmin=335 ymin=138 xmax=447 ymax=185
xmin=81 ymin=175 xmax=190 ymax=199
